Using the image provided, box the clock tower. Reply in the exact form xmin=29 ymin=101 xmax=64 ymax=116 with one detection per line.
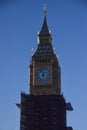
xmin=17 ymin=6 xmax=73 ymax=130
xmin=30 ymin=8 xmax=61 ymax=95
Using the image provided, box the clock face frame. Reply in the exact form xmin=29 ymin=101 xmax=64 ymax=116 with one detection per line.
xmin=35 ymin=68 xmax=50 ymax=83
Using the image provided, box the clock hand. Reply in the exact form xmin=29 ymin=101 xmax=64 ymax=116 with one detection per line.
xmin=42 ymin=72 xmax=45 ymax=77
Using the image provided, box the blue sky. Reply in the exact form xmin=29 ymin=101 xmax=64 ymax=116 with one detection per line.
xmin=0 ymin=0 xmax=87 ymax=130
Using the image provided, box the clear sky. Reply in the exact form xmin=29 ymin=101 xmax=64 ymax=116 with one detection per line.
xmin=0 ymin=0 xmax=87 ymax=130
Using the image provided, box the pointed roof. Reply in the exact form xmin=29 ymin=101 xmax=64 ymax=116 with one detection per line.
xmin=38 ymin=5 xmax=51 ymax=36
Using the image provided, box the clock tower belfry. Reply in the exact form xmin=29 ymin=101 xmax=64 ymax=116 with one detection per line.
xmin=30 ymin=7 xmax=61 ymax=95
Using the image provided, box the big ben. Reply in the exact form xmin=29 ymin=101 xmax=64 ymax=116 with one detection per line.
xmin=30 ymin=7 xmax=61 ymax=95
xmin=17 ymin=6 xmax=73 ymax=130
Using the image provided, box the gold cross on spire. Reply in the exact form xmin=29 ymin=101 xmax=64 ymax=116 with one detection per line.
xmin=44 ymin=4 xmax=46 ymax=16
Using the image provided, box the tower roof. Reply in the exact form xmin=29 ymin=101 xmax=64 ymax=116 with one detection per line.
xmin=38 ymin=5 xmax=51 ymax=36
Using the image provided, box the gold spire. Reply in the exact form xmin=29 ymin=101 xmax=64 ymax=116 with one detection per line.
xmin=38 ymin=4 xmax=52 ymax=44
xmin=44 ymin=4 xmax=46 ymax=17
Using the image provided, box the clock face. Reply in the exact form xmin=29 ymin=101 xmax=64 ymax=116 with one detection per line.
xmin=35 ymin=68 xmax=50 ymax=83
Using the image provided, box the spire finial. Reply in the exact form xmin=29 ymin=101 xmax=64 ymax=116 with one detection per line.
xmin=44 ymin=4 xmax=46 ymax=16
